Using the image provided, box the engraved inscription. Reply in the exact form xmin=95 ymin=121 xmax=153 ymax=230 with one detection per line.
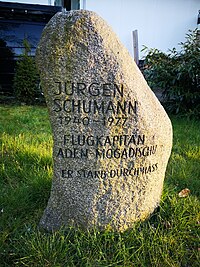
xmin=53 ymin=81 xmax=124 ymax=97
xmin=68 ymin=134 xmax=145 ymax=147
xmin=52 ymin=81 xmax=138 ymax=117
xmin=52 ymin=81 xmax=159 ymax=174
xmin=53 ymin=98 xmax=137 ymax=115
xmin=61 ymin=163 xmax=159 ymax=179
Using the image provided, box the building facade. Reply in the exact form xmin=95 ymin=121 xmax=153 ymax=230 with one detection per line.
xmin=0 ymin=1 xmax=61 ymax=93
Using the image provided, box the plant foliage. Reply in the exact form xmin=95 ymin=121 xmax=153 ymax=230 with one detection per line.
xmin=13 ymin=39 xmax=40 ymax=104
xmin=143 ymin=29 xmax=200 ymax=118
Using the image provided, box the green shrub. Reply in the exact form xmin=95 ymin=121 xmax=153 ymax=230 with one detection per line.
xmin=143 ymin=29 xmax=200 ymax=118
xmin=13 ymin=39 xmax=40 ymax=104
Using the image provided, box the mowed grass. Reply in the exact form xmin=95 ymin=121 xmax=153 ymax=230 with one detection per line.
xmin=0 ymin=104 xmax=199 ymax=267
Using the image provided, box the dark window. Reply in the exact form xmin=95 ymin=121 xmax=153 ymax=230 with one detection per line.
xmin=0 ymin=20 xmax=46 ymax=57
xmin=54 ymin=0 xmax=80 ymax=10
xmin=64 ymin=0 xmax=71 ymax=11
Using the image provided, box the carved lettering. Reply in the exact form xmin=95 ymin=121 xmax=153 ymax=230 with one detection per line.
xmin=70 ymin=134 xmax=145 ymax=147
xmin=61 ymin=163 xmax=158 ymax=179
xmin=53 ymin=99 xmax=138 ymax=115
xmin=53 ymin=81 xmax=124 ymax=97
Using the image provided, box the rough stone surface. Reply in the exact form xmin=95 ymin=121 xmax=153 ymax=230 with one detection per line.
xmin=36 ymin=10 xmax=173 ymax=232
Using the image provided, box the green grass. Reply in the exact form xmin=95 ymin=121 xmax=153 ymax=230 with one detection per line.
xmin=0 ymin=104 xmax=199 ymax=267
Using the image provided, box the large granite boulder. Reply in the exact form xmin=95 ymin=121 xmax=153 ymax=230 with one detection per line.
xmin=36 ymin=10 xmax=172 ymax=232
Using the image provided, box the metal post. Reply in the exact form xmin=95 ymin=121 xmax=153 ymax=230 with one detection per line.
xmin=132 ymin=30 xmax=139 ymax=65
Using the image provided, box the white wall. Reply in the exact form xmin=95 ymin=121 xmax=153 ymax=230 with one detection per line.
xmin=85 ymin=0 xmax=199 ymax=58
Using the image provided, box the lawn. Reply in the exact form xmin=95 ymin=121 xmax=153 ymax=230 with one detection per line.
xmin=0 ymin=104 xmax=199 ymax=266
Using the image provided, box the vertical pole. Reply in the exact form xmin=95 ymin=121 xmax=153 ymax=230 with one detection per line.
xmin=197 ymin=10 xmax=200 ymax=44
xmin=82 ymin=0 xmax=86 ymax=10
xmin=132 ymin=30 xmax=139 ymax=65
xmin=80 ymin=0 xmax=86 ymax=10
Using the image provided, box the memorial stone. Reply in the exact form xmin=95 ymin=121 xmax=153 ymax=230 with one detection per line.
xmin=36 ymin=10 xmax=173 ymax=232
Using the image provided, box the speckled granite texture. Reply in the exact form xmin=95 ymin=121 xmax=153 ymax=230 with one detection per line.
xmin=36 ymin=10 xmax=172 ymax=232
